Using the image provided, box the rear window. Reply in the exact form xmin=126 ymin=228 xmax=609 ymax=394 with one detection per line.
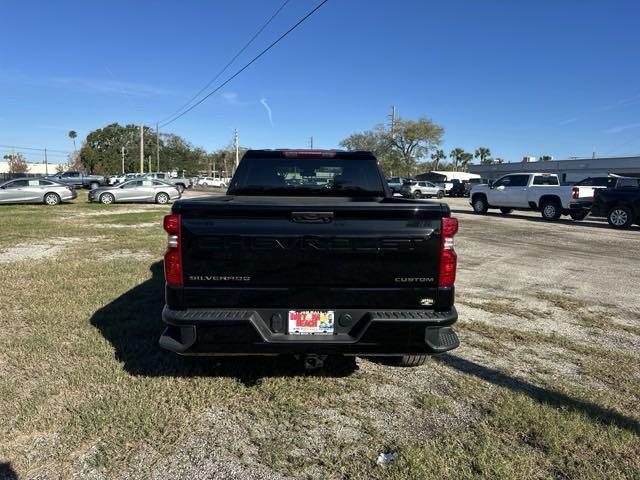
xmin=229 ymin=157 xmax=385 ymax=197
xmin=533 ymin=175 xmax=559 ymax=185
xmin=616 ymin=178 xmax=640 ymax=188
xmin=575 ymin=177 xmax=613 ymax=187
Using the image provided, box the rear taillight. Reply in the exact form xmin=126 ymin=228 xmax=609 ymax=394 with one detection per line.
xmin=572 ymin=187 xmax=579 ymax=200
xmin=438 ymin=217 xmax=459 ymax=288
xmin=163 ymin=214 xmax=183 ymax=286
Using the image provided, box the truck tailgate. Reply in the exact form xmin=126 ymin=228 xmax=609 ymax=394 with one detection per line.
xmin=172 ymin=196 xmax=448 ymax=309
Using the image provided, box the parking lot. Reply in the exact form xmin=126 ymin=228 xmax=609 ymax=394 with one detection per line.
xmin=1 ymin=193 xmax=638 ymax=479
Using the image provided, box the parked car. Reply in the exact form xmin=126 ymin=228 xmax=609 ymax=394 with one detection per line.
xmin=143 ymin=172 xmax=191 ymax=193
xmin=87 ymin=179 xmax=180 ymax=204
xmin=400 ymin=180 xmax=445 ymax=199
xmin=591 ymin=177 xmax=640 ymax=228
xmin=0 ymin=177 xmax=76 ymax=205
xmin=449 ymin=179 xmax=468 ymax=197
xmin=47 ymin=171 xmax=106 ymax=189
xmin=197 ymin=177 xmax=228 ymax=188
xmin=387 ymin=176 xmax=410 ymax=194
xmin=469 ymin=173 xmax=597 ymax=220
xmin=159 ymin=149 xmax=460 ymax=368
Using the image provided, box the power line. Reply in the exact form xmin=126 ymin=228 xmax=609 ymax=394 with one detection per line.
xmin=0 ymin=144 xmax=72 ymax=155
xmin=159 ymin=0 xmax=330 ymax=128
xmin=156 ymin=0 xmax=291 ymax=125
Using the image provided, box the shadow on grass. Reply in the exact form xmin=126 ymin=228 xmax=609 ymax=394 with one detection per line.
xmin=437 ymin=353 xmax=640 ymax=435
xmin=90 ymin=262 xmax=356 ymax=383
xmin=0 ymin=463 xmax=18 ymax=480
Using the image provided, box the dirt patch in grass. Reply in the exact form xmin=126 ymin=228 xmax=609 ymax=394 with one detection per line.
xmin=88 ymin=222 xmax=160 ymax=229
xmin=100 ymin=250 xmax=155 ymax=261
xmin=460 ymin=299 xmax=536 ymax=320
xmin=0 ymin=237 xmax=81 ymax=263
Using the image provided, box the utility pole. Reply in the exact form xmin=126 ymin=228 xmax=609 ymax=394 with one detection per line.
xmin=156 ymin=122 xmax=160 ymax=172
xmin=309 ymin=136 xmax=314 ymax=149
xmin=390 ymin=105 xmax=396 ymax=136
xmin=148 ymin=155 xmax=151 ymax=174
xmin=121 ymin=146 xmax=125 ymax=174
xmin=44 ymin=148 xmax=48 ymax=176
xmin=234 ymin=128 xmax=239 ymax=170
xmin=139 ymin=124 xmax=144 ymax=174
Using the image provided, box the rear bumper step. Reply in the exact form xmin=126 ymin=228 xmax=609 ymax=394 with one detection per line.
xmin=159 ymin=306 xmax=459 ymax=355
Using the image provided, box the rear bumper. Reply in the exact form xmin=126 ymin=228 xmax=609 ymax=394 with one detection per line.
xmin=160 ymin=306 xmax=459 ymax=356
xmin=568 ymin=201 xmax=592 ymax=211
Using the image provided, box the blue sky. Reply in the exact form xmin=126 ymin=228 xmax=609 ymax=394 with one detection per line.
xmin=2 ymin=0 xmax=640 ymax=164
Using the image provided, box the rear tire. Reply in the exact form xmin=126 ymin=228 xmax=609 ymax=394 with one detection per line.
xmin=437 ymin=191 xmax=444 ymax=199
xmin=396 ymin=355 xmax=428 ymax=367
xmin=607 ymin=206 xmax=633 ymax=229
xmin=500 ymin=208 xmax=513 ymax=214
xmin=156 ymin=192 xmax=170 ymax=204
xmin=472 ymin=195 xmax=488 ymax=214
xmin=414 ymin=190 xmax=422 ymax=199
xmin=541 ymin=200 xmax=561 ymax=221
xmin=570 ymin=211 xmax=588 ymax=221
xmin=43 ymin=192 xmax=60 ymax=206
xmin=100 ymin=193 xmax=115 ymax=205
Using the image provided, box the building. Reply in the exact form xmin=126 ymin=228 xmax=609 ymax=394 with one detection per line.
xmin=468 ymin=155 xmax=640 ymax=183
xmin=0 ymin=161 xmax=66 ymax=176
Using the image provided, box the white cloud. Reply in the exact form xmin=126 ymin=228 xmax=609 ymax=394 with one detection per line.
xmin=558 ymin=117 xmax=579 ymax=126
xmin=260 ymin=98 xmax=273 ymax=126
xmin=605 ymin=123 xmax=640 ymax=134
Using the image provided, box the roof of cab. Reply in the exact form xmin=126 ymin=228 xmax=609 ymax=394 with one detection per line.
xmin=242 ymin=149 xmax=376 ymax=160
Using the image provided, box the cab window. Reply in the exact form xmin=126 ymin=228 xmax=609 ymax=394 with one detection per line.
xmin=533 ymin=175 xmax=559 ymax=185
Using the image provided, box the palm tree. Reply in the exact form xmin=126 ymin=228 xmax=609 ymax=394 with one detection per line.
xmin=460 ymin=152 xmax=474 ymax=171
xmin=68 ymin=130 xmax=77 ymax=151
xmin=449 ymin=148 xmax=464 ymax=171
xmin=474 ymin=147 xmax=492 ymax=164
xmin=430 ymin=149 xmax=446 ymax=170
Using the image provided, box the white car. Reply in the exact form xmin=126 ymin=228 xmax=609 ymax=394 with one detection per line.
xmin=469 ymin=173 xmax=598 ymax=220
xmin=198 ymin=177 xmax=227 ymax=188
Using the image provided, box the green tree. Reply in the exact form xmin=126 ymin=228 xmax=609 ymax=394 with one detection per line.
xmin=340 ymin=116 xmax=444 ymax=176
xmin=3 ymin=152 xmax=29 ymax=173
xmin=459 ymin=152 xmax=474 ymax=171
xmin=340 ymin=125 xmax=402 ymax=175
xmin=430 ymin=149 xmax=446 ymax=170
xmin=494 ymin=157 xmax=505 ymax=164
xmin=449 ymin=148 xmax=465 ymax=171
xmin=68 ymin=130 xmax=78 ymax=151
xmin=475 ymin=147 xmax=492 ymax=164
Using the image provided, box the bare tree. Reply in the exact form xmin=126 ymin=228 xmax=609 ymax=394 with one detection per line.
xmin=4 ymin=153 xmax=29 ymax=173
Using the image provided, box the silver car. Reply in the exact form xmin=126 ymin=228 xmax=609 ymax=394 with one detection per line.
xmin=0 ymin=177 xmax=77 ymax=205
xmin=88 ymin=179 xmax=180 ymax=204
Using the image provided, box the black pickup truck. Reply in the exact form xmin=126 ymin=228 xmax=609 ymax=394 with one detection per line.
xmin=591 ymin=177 xmax=640 ymax=229
xmin=159 ymin=149 xmax=459 ymax=367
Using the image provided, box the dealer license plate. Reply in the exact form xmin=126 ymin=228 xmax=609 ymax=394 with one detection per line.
xmin=288 ymin=310 xmax=335 ymax=335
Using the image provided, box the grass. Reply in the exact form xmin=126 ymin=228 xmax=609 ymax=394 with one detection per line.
xmin=0 ymin=196 xmax=639 ymax=479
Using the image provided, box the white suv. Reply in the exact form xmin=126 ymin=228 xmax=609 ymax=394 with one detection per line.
xmin=198 ymin=177 xmax=228 ymax=188
xmin=401 ymin=180 xmax=445 ymax=199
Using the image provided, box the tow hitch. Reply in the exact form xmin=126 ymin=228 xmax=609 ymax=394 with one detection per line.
xmin=303 ymin=354 xmax=327 ymax=370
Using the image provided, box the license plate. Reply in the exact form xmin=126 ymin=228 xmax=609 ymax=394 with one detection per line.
xmin=288 ymin=310 xmax=335 ymax=335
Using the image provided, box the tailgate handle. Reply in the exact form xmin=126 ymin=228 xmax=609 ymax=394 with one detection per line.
xmin=291 ymin=211 xmax=334 ymax=224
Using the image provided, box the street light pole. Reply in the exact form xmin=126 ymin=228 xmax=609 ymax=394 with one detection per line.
xmin=140 ymin=124 xmax=144 ymax=174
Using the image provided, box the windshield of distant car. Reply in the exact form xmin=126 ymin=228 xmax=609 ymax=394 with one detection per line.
xmin=229 ymin=157 xmax=386 ymax=197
